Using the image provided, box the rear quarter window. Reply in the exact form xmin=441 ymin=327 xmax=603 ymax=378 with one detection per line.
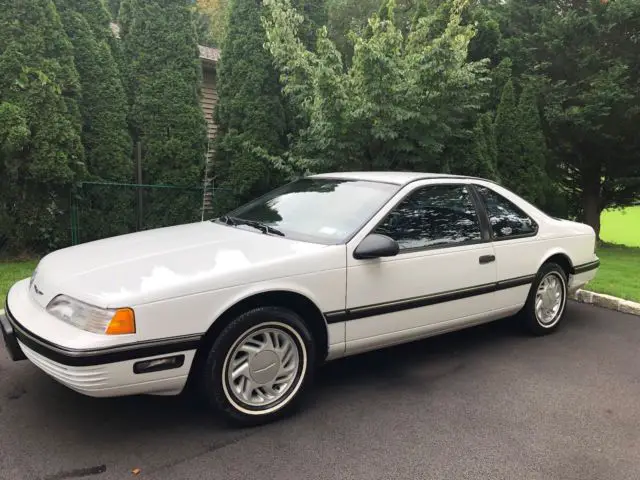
xmin=475 ymin=185 xmax=538 ymax=239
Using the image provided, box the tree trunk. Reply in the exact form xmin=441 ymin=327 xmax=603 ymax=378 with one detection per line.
xmin=581 ymin=165 xmax=602 ymax=240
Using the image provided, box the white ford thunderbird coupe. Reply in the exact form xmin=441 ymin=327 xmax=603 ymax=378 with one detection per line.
xmin=2 ymin=172 xmax=599 ymax=425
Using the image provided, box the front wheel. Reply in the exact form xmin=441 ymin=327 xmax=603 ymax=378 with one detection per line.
xmin=520 ymin=262 xmax=568 ymax=335
xmin=200 ymin=307 xmax=316 ymax=426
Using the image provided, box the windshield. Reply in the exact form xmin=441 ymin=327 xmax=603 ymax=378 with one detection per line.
xmin=221 ymin=178 xmax=400 ymax=244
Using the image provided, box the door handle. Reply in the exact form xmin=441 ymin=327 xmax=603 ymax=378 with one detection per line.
xmin=479 ymin=255 xmax=495 ymax=264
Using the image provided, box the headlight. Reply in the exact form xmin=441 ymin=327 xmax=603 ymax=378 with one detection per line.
xmin=46 ymin=295 xmax=136 ymax=335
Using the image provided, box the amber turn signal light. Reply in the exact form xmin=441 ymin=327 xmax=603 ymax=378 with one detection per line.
xmin=106 ymin=308 xmax=136 ymax=335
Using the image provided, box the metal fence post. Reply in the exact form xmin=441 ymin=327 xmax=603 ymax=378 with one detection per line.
xmin=136 ymin=141 xmax=143 ymax=231
xmin=70 ymin=184 xmax=78 ymax=246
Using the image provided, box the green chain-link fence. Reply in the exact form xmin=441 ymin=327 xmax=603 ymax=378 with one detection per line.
xmin=69 ymin=181 xmax=233 ymax=246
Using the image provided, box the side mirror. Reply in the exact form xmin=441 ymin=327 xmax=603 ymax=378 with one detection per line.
xmin=353 ymin=234 xmax=399 ymax=260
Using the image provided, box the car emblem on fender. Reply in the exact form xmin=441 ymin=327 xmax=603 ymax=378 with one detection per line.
xmin=33 ymin=284 xmax=44 ymax=296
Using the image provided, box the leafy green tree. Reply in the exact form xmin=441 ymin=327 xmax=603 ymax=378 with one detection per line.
xmin=326 ymin=0 xmax=378 ymax=61
xmin=326 ymin=0 xmax=423 ymax=63
xmin=196 ymin=0 xmax=231 ymax=48
xmin=263 ymin=0 xmax=489 ymax=175
xmin=292 ymin=0 xmax=328 ymax=48
xmin=0 ymin=0 xmax=85 ymax=253
xmin=466 ymin=6 xmax=501 ymax=64
xmin=495 ymin=0 xmax=640 ymax=235
xmin=121 ymin=0 xmax=207 ymax=186
xmin=214 ymin=0 xmax=290 ymax=209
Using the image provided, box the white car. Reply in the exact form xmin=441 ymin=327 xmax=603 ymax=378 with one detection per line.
xmin=1 ymin=172 xmax=599 ymax=425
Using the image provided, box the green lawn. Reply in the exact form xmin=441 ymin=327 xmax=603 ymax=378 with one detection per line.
xmin=588 ymin=206 xmax=640 ymax=302
xmin=0 ymin=260 xmax=38 ymax=303
xmin=588 ymin=245 xmax=640 ymax=302
xmin=600 ymin=206 xmax=640 ymax=247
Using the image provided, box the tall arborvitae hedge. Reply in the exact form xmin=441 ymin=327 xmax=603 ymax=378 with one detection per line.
xmin=66 ymin=0 xmax=113 ymax=43
xmin=120 ymin=0 xmax=207 ymax=227
xmin=121 ymin=0 xmax=207 ymax=186
xmin=494 ymin=80 xmax=521 ymax=191
xmin=495 ymin=79 xmax=548 ymax=204
xmin=0 ymin=0 xmax=85 ymax=253
xmin=516 ymin=82 xmax=547 ymax=205
xmin=214 ymin=0 xmax=289 ymax=210
xmin=68 ymin=0 xmax=124 ymax=77
xmin=53 ymin=0 xmax=133 ymax=243
xmin=54 ymin=0 xmax=131 ymax=181
xmin=471 ymin=112 xmax=499 ymax=181
xmin=109 ymin=0 xmax=121 ymax=19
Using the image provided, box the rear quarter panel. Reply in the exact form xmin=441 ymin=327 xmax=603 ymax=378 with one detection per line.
xmin=474 ymin=181 xmax=597 ymax=309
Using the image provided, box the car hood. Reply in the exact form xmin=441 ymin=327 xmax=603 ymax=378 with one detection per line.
xmin=31 ymin=222 xmax=332 ymax=308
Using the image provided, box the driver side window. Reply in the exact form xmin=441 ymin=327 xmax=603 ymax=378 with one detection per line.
xmin=373 ymin=184 xmax=482 ymax=251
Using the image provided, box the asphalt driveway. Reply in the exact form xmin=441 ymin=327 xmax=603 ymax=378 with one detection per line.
xmin=1 ymin=302 xmax=639 ymax=480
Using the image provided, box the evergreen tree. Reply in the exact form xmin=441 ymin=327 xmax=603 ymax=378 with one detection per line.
xmin=494 ymin=79 xmax=521 ymax=191
xmin=66 ymin=0 xmax=113 ymax=43
xmin=516 ymin=82 xmax=546 ymax=204
xmin=54 ymin=1 xmax=131 ymax=181
xmin=121 ymin=0 xmax=207 ymax=186
xmin=118 ymin=0 xmax=132 ymax=34
xmin=215 ymin=0 xmax=289 ymax=209
xmin=0 ymin=0 xmax=85 ymax=253
xmin=69 ymin=0 xmax=124 ymax=75
xmin=109 ymin=0 xmax=121 ymax=19
xmin=471 ymin=112 xmax=499 ymax=180
xmin=496 ymin=0 xmax=640 ymax=234
xmin=494 ymin=78 xmax=547 ymax=205
xmin=120 ymin=0 xmax=207 ymax=227
xmin=57 ymin=8 xmax=133 ymax=242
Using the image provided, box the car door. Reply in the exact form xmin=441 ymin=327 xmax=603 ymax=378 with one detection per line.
xmin=341 ymin=181 xmax=498 ymax=355
xmin=472 ymin=183 xmax=541 ymax=311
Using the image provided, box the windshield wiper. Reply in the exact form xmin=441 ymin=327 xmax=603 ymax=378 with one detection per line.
xmin=237 ymin=219 xmax=286 ymax=237
xmin=216 ymin=215 xmax=238 ymax=226
xmin=216 ymin=216 xmax=285 ymax=237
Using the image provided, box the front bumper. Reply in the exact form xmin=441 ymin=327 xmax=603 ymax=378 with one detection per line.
xmin=0 ymin=309 xmax=27 ymax=361
xmin=3 ymin=294 xmax=201 ymax=397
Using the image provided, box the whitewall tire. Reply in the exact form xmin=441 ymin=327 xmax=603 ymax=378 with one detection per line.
xmin=520 ymin=262 xmax=568 ymax=335
xmin=200 ymin=307 xmax=316 ymax=426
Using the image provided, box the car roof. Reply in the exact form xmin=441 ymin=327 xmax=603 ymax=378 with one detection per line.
xmin=309 ymin=171 xmax=482 ymax=186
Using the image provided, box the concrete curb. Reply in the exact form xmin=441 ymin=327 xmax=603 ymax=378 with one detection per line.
xmin=572 ymin=290 xmax=640 ymax=316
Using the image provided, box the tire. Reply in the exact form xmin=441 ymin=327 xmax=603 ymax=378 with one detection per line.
xmin=200 ymin=306 xmax=316 ymax=426
xmin=520 ymin=262 xmax=568 ymax=336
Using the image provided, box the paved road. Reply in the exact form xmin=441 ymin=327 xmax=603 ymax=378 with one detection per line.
xmin=1 ymin=302 xmax=639 ymax=480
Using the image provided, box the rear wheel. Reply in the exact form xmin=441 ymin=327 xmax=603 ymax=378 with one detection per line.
xmin=520 ymin=262 xmax=568 ymax=335
xmin=200 ymin=306 xmax=315 ymax=426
